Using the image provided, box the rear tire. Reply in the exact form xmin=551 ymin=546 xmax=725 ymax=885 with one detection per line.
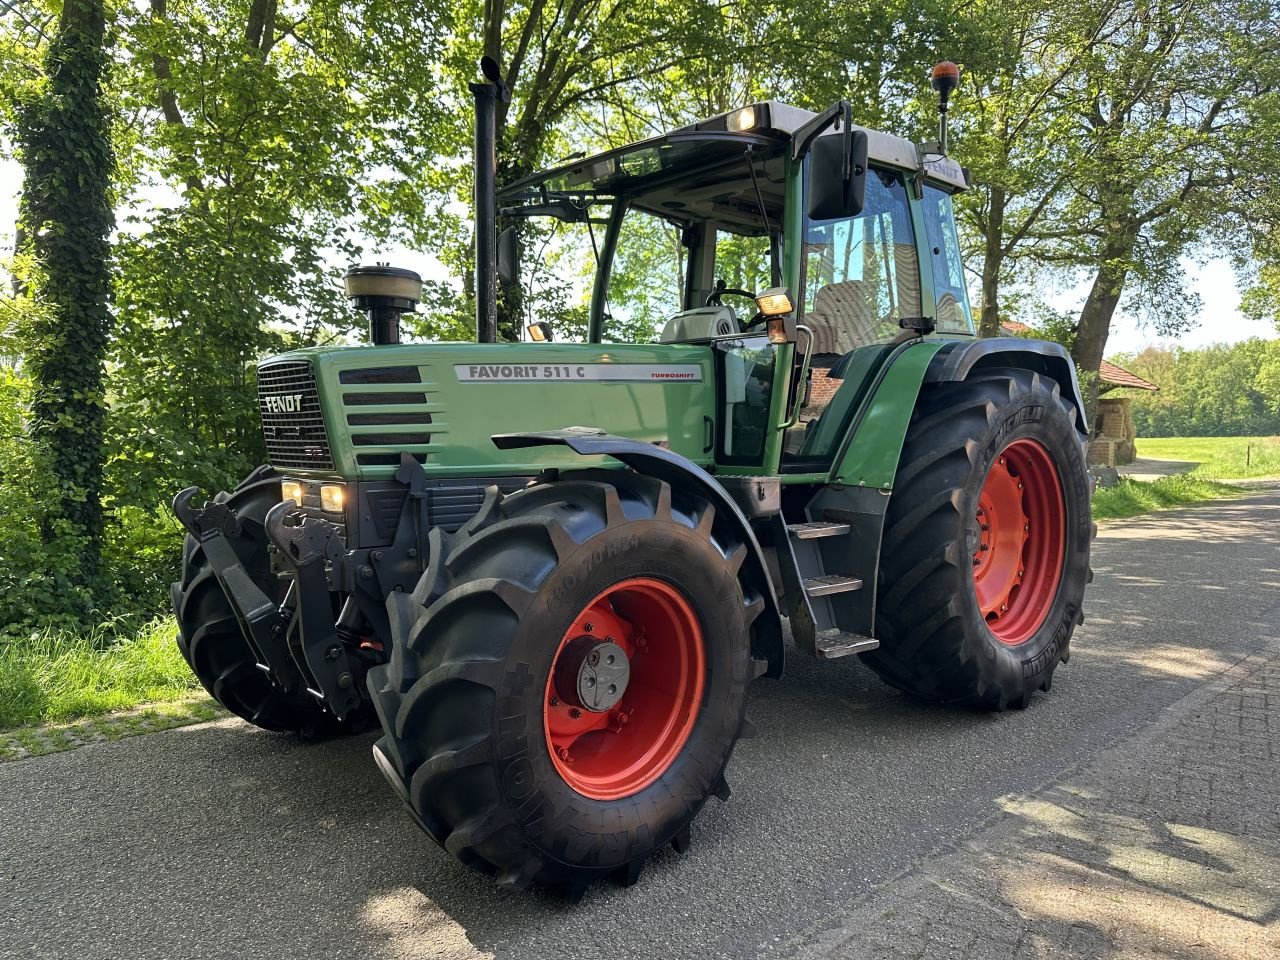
xmin=367 ymin=471 xmax=762 ymax=895
xmin=172 ymin=466 xmax=342 ymax=735
xmin=866 ymin=368 xmax=1091 ymax=709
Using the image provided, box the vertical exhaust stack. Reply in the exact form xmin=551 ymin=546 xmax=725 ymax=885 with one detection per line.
xmin=470 ymin=56 xmax=511 ymax=344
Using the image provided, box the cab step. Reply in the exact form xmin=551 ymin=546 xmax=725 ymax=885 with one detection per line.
xmin=804 ymin=574 xmax=863 ymax=597
xmin=786 ymin=521 xmax=851 ymax=540
xmin=815 ymin=629 xmax=880 ymax=659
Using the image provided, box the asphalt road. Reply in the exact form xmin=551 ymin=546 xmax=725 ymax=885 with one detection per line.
xmin=4 ymin=492 xmax=1280 ymax=960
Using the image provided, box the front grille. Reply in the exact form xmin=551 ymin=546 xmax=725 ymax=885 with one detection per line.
xmin=257 ymin=360 xmax=334 ymax=470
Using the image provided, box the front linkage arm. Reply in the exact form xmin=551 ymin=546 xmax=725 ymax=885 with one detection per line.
xmin=172 ymin=486 xmax=365 ymax=721
xmin=172 ymin=487 xmax=301 ymax=696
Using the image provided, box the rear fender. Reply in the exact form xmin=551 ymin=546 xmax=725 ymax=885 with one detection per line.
xmin=492 ymin=430 xmax=785 ymax=678
xmin=925 ymin=337 xmax=1088 ymax=434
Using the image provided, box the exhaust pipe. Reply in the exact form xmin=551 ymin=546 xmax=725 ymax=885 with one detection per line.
xmin=470 ymin=56 xmax=510 ymax=344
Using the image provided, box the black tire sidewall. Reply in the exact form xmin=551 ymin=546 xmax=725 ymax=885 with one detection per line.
xmin=956 ymin=381 xmax=1090 ymax=691
xmin=492 ymin=516 xmax=750 ymax=872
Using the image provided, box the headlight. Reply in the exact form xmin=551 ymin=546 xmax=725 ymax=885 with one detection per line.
xmin=281 ymin=480 xmax=303 ymax=505
xmin=727 ymin=106 xmax=757 ymax=132
xmin=754 ymin=287 xmax=794 ymax=317
xmin=320 ymin=483 xmax=346 ymax=513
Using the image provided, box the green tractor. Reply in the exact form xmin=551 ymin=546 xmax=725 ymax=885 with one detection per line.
xmin=171 ymin=60 xmax=1091 ymax=897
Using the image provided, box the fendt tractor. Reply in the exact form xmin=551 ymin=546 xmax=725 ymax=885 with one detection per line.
xmin=171 ymin=59 xmax=1092 ymax=897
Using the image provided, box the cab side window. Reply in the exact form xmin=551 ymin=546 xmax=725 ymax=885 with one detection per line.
xmin=922 ymin=186 xmax=974 ymax=334
xmin=605 ymin=209 xmax=686 ymax=342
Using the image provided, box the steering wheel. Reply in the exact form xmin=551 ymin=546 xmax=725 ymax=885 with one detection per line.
xmin=707 ymin=280 xmax=764 ymax=332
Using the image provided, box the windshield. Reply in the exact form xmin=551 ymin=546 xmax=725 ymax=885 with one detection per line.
xmin=801 ymin=168 xmax=919 ymax=354
xmin=502 ymin=133 xmax=787 ymax=343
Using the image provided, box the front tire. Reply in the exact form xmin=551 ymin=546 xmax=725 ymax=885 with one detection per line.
xmin=367 ymin=471 xmax=762 ymax=895
xmin=866 ymin=368 xmax=1091 ymax=709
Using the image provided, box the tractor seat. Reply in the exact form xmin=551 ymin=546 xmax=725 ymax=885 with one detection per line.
xmin=803 ymin=280 xmax=885 ymax=354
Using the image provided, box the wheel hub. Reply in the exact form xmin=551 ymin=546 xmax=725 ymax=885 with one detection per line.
xmin=543 ymin=577 xmax=705 ymax=800
xmin=554 ymin=637 xmax=631 ymax=712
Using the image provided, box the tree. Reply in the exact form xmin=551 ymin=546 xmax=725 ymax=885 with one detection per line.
xmin=103 ymin=0 xmax=454 ymax=503
xmin=1032 ymin=0 xmax=1278 ymax=415
xmin=944 ymin=0 xmax=1121 ymax=338
xmin=17 ymin=0 xmax=115 ymax=580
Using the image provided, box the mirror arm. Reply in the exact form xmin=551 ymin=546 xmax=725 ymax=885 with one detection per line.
xmin=791 ymin=100 xmax=853 ymax=165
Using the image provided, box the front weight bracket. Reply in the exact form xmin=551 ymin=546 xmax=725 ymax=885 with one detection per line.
xmin=264 ymin=501 xmax=363 ymax=719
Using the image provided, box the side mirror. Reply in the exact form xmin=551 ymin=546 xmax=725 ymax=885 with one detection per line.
xmin=807 ymin=131 xmax=868 ymax=221
xmin=497 ymin=226 xmax=520 ymax=289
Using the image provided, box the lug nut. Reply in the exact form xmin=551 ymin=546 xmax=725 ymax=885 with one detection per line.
xmin=549 ymin=696 xmax=560 ymax=707
xmin=569 ymin=708 xmax=582 ymax=719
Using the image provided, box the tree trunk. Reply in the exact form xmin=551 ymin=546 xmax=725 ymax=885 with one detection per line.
xmin=19 ymin=0 xmax=116 ymax=582
xmin=1072 ymin=232 xmax=1136 ymax=424
xmin=148 ymin=0 xmax=203 ymax=197
xmin=977 ymin=186 xmax=1005 ymax=338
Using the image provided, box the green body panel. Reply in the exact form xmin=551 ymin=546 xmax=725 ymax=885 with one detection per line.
xmin=280 ymin=341 xmax=718 ymax=481
xmin=828 ymin=339 xmax=950 ymax=489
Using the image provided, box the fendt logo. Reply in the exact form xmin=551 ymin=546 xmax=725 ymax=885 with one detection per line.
xmin=263 ymin=393 xmax=304 ymax=414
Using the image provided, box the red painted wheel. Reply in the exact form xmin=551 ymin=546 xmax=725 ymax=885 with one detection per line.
xmin=973 ymin=438 xmax=1065 ymax=646
xmin=544 ymin=577 xmax=705 ymax=801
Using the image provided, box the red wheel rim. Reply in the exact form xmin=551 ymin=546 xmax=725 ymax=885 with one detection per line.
xmin=543 ymin=578 xmax=705 ymax=800
xmin=973 ymin=439 xmax=1065 ymax=646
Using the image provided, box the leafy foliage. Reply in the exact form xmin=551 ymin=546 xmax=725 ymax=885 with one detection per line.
xmin=1117 ymin=340 xmax=1280 ymax=437
xmin=0 ymin=0 xmax=1277 ymax=643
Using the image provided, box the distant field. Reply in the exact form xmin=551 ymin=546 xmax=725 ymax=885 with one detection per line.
xmin=1135 ymin=436 xmax=1280 ymax=479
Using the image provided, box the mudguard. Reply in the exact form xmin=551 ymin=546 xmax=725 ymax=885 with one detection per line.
xmin=925 ymin=337 xmax=1088 ymax=431
xmin=492 ymin=428 xmax=785 ymax=678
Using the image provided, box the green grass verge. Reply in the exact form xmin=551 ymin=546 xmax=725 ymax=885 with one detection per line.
xmin=1135 ymin=436 xmax=1280 ymax=479
xmin=0 ymin=699 xmax=224 ymax=762
xmin=1092 ymin=474 xmax=1242 ymax=521
xmin=0 ymin=617 xmax=202 ymax=730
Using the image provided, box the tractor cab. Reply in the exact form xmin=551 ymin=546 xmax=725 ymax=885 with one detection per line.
xmin=497 ymin=100 xmax=975 ymax=473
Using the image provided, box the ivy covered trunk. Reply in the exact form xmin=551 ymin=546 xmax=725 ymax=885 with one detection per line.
xmin=19 ymin=0 xmax=116 ymax=582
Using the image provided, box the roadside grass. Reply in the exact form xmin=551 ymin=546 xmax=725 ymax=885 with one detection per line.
xmin=1092 ymin=474 xmax=1242 ymax=521
xmin=0 ymin=617 xmax=202 ymax=730
xmin=1135 ymin=436 xmax=1280 ymax=479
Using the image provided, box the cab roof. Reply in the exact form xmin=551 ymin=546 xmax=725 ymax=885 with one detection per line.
xmin=499 ymin=99 xmax=968 ymax=206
